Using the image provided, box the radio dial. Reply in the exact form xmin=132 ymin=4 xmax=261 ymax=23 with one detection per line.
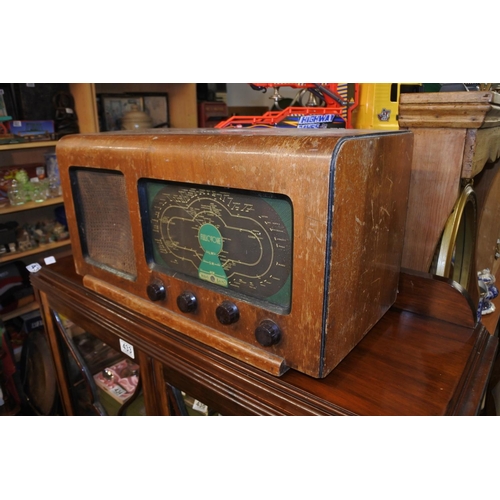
xmin=147 ymin=281 xmax=166 ymax=302
xmin=255 ymin=320 xmax=282 ymax=347
xmin=216 ymin=301 xmax=240 ymax=325
xmin=177 ymin=291 xmax=198 ymax=313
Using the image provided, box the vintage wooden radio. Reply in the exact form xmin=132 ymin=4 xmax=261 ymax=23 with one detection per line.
xmin=56 ymin=128 xmax=413 ymax=378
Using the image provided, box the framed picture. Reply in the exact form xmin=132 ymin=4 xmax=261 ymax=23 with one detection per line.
xmin=0 ymin=85 xmax=17 ymax=119
xmin=98 ymin=93 xmax=169 ymax=131
xmin=0 ymin=92 xmax=7 ymax=117
xmin=99 ymin=94 xmax=144 ymax=131
xmin=142 ymin=93 xmax=169 ymax=128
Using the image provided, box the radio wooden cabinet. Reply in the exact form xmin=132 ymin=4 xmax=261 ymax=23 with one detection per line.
xmin=31 ymin=255 xmax=498 ymax=415
xmin=56 ymin=128 xmax=414 ymax=378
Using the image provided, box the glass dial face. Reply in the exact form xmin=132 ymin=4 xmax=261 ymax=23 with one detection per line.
xmin=143 ymin=181 xmax=293 ymax=311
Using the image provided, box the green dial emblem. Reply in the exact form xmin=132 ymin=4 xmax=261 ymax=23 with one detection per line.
xmin=198 ymin=223 xmax=228 ymax=287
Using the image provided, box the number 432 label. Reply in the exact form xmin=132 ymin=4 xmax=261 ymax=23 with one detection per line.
xmin=119 ymin=339 xmax=135 ymax=359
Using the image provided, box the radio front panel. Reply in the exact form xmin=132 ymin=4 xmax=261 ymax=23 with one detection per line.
xmin=58 ymin=129 xmax=413 ymax=378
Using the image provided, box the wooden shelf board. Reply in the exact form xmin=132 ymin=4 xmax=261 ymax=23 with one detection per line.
xmin=0 ymin=239 xmax=71 ymax=264
xmin=0 ymin=141 xmax=58 ymax=151
xmin=0 ymin=196 xmax=64 ymax=215
xmin=1 ymin=300 xmax=39 ymax=322
xmin=482 ymin=311 xmax=499 ymax=336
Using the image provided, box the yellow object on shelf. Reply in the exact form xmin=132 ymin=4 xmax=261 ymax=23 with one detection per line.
xmin=353 ymin=83 xmax=421 ymax=130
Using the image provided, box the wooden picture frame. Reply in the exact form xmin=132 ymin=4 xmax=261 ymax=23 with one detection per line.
xmin=98 ymin=93 xmax=169 ymax=131
xmin=99 ymin=94 xmax=144 ymax=131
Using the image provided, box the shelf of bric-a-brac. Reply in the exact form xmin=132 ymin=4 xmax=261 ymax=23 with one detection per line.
xmin=0 ymin=139 xmax=71 ymax=322
xmin=0 ymin=192 xmax=72 ymax=321
xmin=0 ymin=194 xmax=71 ymax=262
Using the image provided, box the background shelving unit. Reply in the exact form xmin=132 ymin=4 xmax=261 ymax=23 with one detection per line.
xmin=0 ymin=134 xmax=68 ymax=323
xmin=0 ymin=83 xmax=198 ymax=325
xmin=0 ymin=83 xmax=199 ymax=416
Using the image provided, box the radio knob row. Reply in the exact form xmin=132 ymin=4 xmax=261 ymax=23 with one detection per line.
xmin=146 ymin=282 xmax=282 ymax=346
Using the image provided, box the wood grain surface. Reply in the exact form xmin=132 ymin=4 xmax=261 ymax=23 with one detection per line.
xmin=31 ymin=256 xmax=498 ymax=415
xmin=56 ymin=129 xmax=413 ymax=378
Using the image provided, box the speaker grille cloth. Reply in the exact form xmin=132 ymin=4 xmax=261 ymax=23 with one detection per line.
xmin=74 ymin=169 xmax=137 ymax=277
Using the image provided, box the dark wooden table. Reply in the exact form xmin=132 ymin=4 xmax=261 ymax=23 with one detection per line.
xmin=31 ymin=256 xmax=498 ymax=416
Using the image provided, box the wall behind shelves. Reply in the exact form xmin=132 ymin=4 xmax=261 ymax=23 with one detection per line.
xmin=226 ymin=83 xmax=298 ymax=108
xmin=0 ymin=144 xmax=55 ymax=168
xmin=0 ymin=202 xmax=63 ymax=227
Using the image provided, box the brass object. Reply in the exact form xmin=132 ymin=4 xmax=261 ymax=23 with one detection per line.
xmin=432 ymin=184 xmax=477 ymax=289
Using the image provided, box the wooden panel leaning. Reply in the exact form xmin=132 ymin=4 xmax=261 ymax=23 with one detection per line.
xmin=398 ymin=91 xmax=500 ymax=302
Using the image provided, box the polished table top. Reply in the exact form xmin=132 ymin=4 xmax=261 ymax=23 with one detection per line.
xmin=31 ymin=256 xmax=498 ymax=416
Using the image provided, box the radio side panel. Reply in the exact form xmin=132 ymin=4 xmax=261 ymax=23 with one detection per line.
xmin=322 ymin=132 xmax=414 ymax=375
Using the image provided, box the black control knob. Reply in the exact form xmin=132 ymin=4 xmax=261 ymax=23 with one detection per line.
xmin=255 ymin=320 xmax=282 ymax=347
xmin=216 ymin=301 xmax=240 ymax=325
xmin=146 ymin=281 xmax=166 ymax=301
xmin=177 ymin=291 xmax=198 ymax=313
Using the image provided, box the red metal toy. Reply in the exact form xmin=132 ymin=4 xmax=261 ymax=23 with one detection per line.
xmin=216 ymin=83 xmax=359 ymax=129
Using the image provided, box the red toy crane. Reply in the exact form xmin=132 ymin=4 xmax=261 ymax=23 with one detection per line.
xmin=216 ymin=83 xmax=359 ymax=129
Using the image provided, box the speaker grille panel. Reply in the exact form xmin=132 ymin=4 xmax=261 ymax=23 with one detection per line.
xmin=71 ymin=168 xmax=137 ymax=278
